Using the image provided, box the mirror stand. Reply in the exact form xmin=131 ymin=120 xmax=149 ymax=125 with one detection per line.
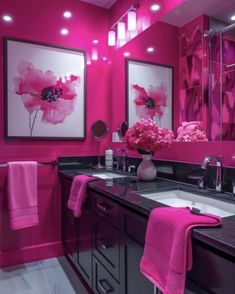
xmin=93 ymin=142 xmax=104 ymax=169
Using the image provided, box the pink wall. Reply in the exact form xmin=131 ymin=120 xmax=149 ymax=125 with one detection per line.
xmin=0 ymin=0 xmax=110 ymax=266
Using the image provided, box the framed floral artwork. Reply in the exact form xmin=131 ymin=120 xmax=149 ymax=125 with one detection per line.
xmin=4 ymin=37 xmax=86 ymax=139
xmin=126 ymin=59 xmax=173 ymax=129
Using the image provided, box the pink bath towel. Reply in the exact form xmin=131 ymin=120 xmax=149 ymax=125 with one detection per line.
xmin=68 ymin=175 xmax=97 ymax=217
xmin=8 ymin=161 xmax=38 ymax=230
xmin=140 ymin=207 xmax=221 ymax=294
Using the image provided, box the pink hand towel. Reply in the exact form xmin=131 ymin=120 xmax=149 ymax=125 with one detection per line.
xmin=68 ymin=175 xmax=97 ymax=217
xmin=8 ymin=161 xmax=38 ymax=230
xmin=140 ymin=207 xmax=221 ymax=294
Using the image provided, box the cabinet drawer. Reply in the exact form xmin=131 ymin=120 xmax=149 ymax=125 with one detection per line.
xmin=93 ymin=256 xmax=120 ymax=294
xmin=121 ymin=207 xmax=148 ymax=246
xmin=93 ymin=215 xmax=120 ymax=280
xmin=91 ymin=192 xmax=120 ymax=228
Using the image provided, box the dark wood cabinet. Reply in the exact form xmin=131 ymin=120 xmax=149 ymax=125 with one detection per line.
xmin=93 ymin=256 xmax=120 ymax=294
xmin=61 ymin=177 xmax=92 ymax=288
xmin=120 ymin=207 xmax=154 ymax=294
xmin=61 ymin=176 xmax=235 ymax=294
xmin=61 ymin=177 xmax=78 ymax=264
xmin=77 ymin=195 xmax=93 ymax=287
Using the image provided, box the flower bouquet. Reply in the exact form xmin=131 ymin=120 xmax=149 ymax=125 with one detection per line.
xmin=176 ymin=121 xmax=208 ymax=142
xmin=123 ymin=119 xmax=174 ymax=181
xmin=124 ymin=119 xmax=174 ymax=154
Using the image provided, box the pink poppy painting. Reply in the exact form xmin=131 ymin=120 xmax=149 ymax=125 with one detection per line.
xmin=127 ymin=59 xmax=172 ymax=129
xmin=5 ymin=38 xmax=85 ymax=139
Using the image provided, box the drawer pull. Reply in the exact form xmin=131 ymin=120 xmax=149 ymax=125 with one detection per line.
xmin=97 ymin=237 xmax=110 ymax=249
xmin=97 ymin=202 xmax=110 ymax=213
xmin=98 ymin=279 xmax=113 ymax=293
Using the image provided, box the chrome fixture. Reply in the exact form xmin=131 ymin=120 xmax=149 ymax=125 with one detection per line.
xmin=108 ymin=3 xmax=139 ymax=47
xmin=201 ymin=156 xmax=223 ymax=192
xmin=188 ymin=175 xmax=205 ymax=189
xmin=114 ymin=148 xmax=127 ymax=172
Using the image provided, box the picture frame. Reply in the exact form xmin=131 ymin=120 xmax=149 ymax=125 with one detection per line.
xmin=4 ymin=37 xmax=86 ymax=139
xmin=126 ymin=58 xmax=173 ymax=129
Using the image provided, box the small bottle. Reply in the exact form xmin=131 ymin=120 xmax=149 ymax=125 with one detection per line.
xmin=105 ymin=147 xmax=113 ymax=170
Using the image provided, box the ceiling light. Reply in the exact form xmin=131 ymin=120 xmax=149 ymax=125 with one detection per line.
xmin=92 ymin=39 xmax=99 ymax=44
xmin=60 ymin=28 xmax=69 ymax=35
xmin=147 ymin=47 xmax=155 ymax=53
xmin=123 ymin=52 xmax=130 ymax=57
xmin=150 ymin=4 xmax=160 ymax=12
xmin=91 ymin=48 xmax=98 ymax=61
xmin=2 ymin=15 xmax=13 ymax=22
xmin=108 ymin=30 xmax=116 ymax=46
xmin=231 ymin=15 xmax=235 ymax=21
xmin=117 ymin=21 xmax=126 ymax=40
xmin=127 ymin=10 xmax=137 ymax=31
xmin=63 ymin=11 xmax=72 ymax=18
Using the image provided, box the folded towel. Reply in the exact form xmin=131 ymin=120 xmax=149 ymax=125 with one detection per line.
xmin=140 ymin=207 xmax=221 ymax=294
xmin=68 ymin=175 xmax=97 ymax=217
xmin=8 ymin=161 xmax=38 ymax=230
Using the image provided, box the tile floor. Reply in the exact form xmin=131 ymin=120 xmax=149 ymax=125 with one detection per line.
xmin=0 ymin=257 xmax=89 ymax=294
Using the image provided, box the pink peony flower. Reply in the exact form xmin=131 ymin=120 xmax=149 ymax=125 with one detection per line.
xmin=176 ymin=121 xmax=208 ymax=142
xmin=132 ymin=84 xmax=168 ymax=120
xmin=13 ymin=61 xmax=80 ymax=128
xmin=124 ymin=119 xmax=174 ymax=153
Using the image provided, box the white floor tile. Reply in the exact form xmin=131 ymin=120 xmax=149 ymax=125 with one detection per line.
xmin=0 ymin=257 xmax=89 ymax=294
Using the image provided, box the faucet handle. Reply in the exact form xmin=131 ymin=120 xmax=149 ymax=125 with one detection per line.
xmin=232 ymin=181 xmax=235 ymax=196
xmin=188 ymin=175 xmax=205 ymax=189
xmin=128 ymin=164 xmax=136 ymax=173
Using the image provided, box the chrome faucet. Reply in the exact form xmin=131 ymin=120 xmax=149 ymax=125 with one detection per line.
xmin=115 ymin=148 xmax=127 ymax=172
xmin=201 ymin=156 xmax=223 ymax=192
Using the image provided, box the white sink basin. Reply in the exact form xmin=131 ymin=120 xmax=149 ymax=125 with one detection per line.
xmin=91 ymin=172 xmax=128 ymax=179
xmin=139 ymin=190 xmax=235 ymax=217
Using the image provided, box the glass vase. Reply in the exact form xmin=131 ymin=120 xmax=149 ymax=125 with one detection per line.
xmin=137 ymin=154 xmax=157 ymax=181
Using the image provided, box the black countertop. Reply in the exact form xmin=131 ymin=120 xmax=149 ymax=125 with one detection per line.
xmin=59 ymin=168 xmax=235 ymax=258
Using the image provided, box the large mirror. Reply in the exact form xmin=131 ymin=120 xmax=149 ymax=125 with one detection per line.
xmin=110 ymin=0 xmax=235 ymax=141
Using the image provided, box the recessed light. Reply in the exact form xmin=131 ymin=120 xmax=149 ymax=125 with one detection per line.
xmin=150 ymin=4 xmax=160 ymax=12
xmin=147 ymin=47 xmax=155 ymax=53
xmin=63 ymin=11 xmax=72 ymax=18
xmin=2 ymin=15 xmax=13 ymax=22
xmin=102 ymin=57 xmax=107 ymax=61
xmin=60 ymin=28 xmax=69 ymax=35
xmin=92 ymin=39 xmax=99 ymax=44
xmin=231 ymin=15 xmax=235 ymax=21
xmin=123 ymin=52 xmax=130 ymax=57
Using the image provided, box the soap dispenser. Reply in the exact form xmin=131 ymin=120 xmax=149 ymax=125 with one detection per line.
xmin=105 ymin=147 xmax=113 ymax=170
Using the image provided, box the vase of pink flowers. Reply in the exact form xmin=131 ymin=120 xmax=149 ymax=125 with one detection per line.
xmin=124 ymin=119 xmax=174 ymax=181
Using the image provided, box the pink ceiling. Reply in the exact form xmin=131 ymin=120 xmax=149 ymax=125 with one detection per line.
xmin=160 ymin=0 xmax=235 ymax=27
xmin=80 ymin=0 xmax=117 ymax=9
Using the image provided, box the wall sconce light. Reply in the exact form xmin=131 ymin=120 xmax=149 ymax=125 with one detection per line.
xmin=108 ymin=3 xmax=139 ymax=47
xmin=117 ymin=21 xmax=126 ymax=40
xmin=108 ymin=30 xmax=116 ymax=46
xmin=127 ymin=10 xmax=137 ymax=31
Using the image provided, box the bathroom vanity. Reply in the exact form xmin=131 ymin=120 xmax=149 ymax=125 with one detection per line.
xmin=60 ymin=166 xmax=235 ymax=294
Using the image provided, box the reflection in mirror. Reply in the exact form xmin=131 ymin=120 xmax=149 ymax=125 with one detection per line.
xmin=209 ymin=23 xmax=235 ymax=140
xmin=91 ymin=120 xmax=108 ymax=139
xmin=91 ymin=120 xmax=108 ymax=169
xmin=159 ymin=0 xmax=235 ymax=141
xmin=117 ymin=121 xmax=128 ymax=138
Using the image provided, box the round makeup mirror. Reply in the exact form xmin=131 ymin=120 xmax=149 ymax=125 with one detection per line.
xmin=91 ymin=120 xmax=108 ymax=169
xmin=117 ymin=121 xmax=128 ymax=139
xmin=91 ymin=120 xmax=108 ymax=139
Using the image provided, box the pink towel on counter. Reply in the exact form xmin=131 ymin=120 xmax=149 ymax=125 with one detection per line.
xmin=68 ymin=175 xmax=97 ymax=217
xmin=8 ymin=161 xmax=38 ymax=230
xmin=140 ymin=207 xmax=221 ymax=294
